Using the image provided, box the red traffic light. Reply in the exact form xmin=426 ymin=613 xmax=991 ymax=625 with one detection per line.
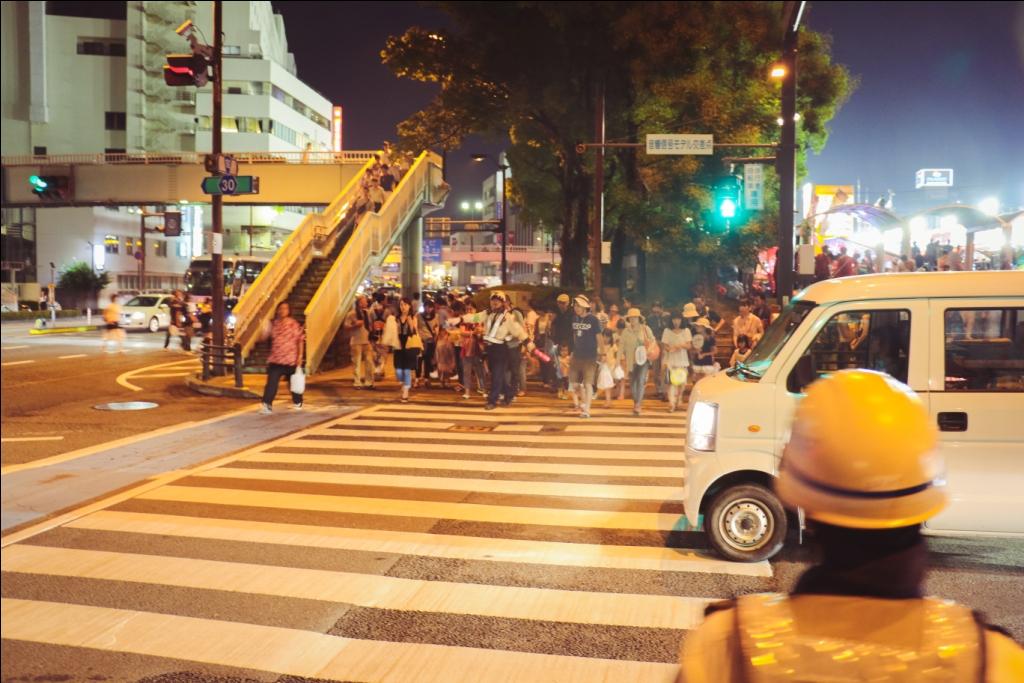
xmin=163 ymin=53 xmax=209 ymax=87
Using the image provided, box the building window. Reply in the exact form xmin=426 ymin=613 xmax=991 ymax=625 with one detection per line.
xmin=104 ymin=235 xmax=120 ymax=255
xmin=105 ymin=112 xmax=126 ymax=130
xmin=77 ymin=38 xmax=126 ymax=56
xmin=177 ymin=241 xmax=189 ymax=258
xmin=33 ymin=146 xmax=47 ymax=156
xmin=223 ymin=45 xmax=242 ymax=56
xmin=124 ymin=237 xmax=135 ymax=253
xmin=153 ymin=241 xmax=167 ymax=258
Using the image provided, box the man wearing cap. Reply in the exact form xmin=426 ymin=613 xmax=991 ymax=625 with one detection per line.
xmin=569 ymin=295 xmax=602 ymax=418
xmin=552 ymin=293 xmax=574 ymax=356
xmin=462 ymin=291 xmax=527 ymax=410
xmin=679 ymin=370 xmax=1024 ymax=682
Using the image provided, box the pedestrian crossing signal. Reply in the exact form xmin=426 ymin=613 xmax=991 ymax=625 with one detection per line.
xmin=164 ymin=53 xmax=209 ymax=87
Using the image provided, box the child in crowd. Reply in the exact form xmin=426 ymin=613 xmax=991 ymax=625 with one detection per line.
xmin=597 ymin=329 xmax=619 ymax=407
xmin=730 ymin=334 xmax=753 ymax=367
xmin=556 ymin=345 xmax=571 ymax=400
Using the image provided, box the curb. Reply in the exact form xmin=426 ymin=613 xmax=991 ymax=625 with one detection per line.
xmin=28 ymin=325 xmax=99 ymax=335
xmin=184 ymin=373 xmax=261 ymax=400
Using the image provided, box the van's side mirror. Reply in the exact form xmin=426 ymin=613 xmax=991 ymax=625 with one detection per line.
xmin=788 ymin=354 xmax=815 ymax=394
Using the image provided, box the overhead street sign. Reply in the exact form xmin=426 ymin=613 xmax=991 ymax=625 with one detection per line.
xmin=915 ymin=168 xmax=954 ymax=189
xmin=201 ymin=175 xmax=259 ymax=195
xmin=744 ymin=164 xmax=765 ymax=210
xmin=646 ymin=134 xmax=714 ymax=155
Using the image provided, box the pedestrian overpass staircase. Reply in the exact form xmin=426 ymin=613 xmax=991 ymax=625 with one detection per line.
xmin=231 ymin=150 xmax=446 ymax=375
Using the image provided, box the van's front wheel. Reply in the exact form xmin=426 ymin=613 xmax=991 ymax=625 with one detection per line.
xmin=706 ymin=484 xmax=787 ymax=562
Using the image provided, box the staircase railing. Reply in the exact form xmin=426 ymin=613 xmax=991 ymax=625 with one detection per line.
xmin=304 ymin=151 xmax=445 ymax=374
xmin=232 ymin=157 xmax=375 ymax=361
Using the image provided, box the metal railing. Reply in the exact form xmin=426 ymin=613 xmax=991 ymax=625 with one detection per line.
xmin=231 ymin=156 xmax=375 ymax=361
xmin=0 ymin=150 xmax=378 ymax=167
xmin=201 ymin=339 xmax=245 ymax=388
xmin=303 ymin=151 xmax=444 ymax=374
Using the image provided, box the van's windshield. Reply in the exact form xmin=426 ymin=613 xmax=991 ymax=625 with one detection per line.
xmin=733 ymin=300 xmax=816 ymax=379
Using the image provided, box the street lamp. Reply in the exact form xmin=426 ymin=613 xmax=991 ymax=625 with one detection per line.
xmin=471 ymin=153 xmax=510 ymax=285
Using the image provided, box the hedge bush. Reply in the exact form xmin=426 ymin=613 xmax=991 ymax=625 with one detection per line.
xmin=1 ymin=309 xmax=82 ymax=321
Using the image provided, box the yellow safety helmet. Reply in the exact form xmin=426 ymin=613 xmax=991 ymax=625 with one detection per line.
xmin=776 ymin=369 xmax=947 ymax=529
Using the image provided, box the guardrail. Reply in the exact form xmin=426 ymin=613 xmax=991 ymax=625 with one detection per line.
xmin=231 ymin=157 xmax=375 ymax=361
xmin=0 ymin=150 xmax=378 ymax=167
xmin=303 ymin=151 xmax=444 ymax=374
xmin=201 ymin=339 xmax=244 ymax=388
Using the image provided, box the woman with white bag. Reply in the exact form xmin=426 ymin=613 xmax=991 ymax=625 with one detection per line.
xmin=617 ymin=308 xmax=656 ymax=416
xmin=259 ymin=301 xmax=305 ymax=414
xmin=661 ymin=310 xmax=693 ymax=413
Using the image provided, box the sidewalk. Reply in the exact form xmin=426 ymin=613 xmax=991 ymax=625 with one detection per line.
xmin=1 ymin=399 xmax=356 ymax=537
xmin=1 ymin=314 xmax=99 ymax=335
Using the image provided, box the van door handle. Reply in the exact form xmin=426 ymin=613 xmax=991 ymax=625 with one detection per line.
xmin=937 ymin=412 xmax=968 ymax=432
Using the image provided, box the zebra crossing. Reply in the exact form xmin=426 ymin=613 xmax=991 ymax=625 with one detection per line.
xmin=1 ymin=401 xmax=777 ymax=682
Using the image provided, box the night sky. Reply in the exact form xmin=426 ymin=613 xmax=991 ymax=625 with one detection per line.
xmin=273 ymin=1 xmax=1024 ymax=215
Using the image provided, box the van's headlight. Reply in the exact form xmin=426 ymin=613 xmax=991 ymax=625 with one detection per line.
xmin=131 ymin=312 xmax=144 ymax=320
xmin=688 ymin=401 xmax=718 ymax=452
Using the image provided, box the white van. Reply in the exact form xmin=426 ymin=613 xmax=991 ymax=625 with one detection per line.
xmin=684 ymin=271 xmax=1024 ymax=562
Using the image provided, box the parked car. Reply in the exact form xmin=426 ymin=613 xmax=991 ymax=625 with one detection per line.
xmin=120 ymin=294 xmax=172 ymax=332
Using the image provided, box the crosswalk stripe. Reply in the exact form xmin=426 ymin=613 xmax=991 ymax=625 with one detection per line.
xmin=369 ymin=409 xmax=685 ymax=425
xmin=241 ymin=451 xmax=686 ymax=478
xmin=1 ymin=599 xmax=680 ymax=682
xmin=562 ymin=424 xmax=686 ymax=435
xmin=65 ymin=511 xmax=768 ymax=576
xmin=492 ymin=424 xmax=544 ymax=432
xmin=307 ymin=427 xmax=683 ymax=447
xmin=139 ymin=485 xmax=685 ymax=531
xmin=276 ymin=437 xmax=686 ymax=462
xmin=203 ymin=466 xmax=687 ymax=502
xmin=2 ymin=544 xmax=709 ymax=629
xmin=370 ymin=403 xmax=687 ymax=420
xmin=346 ymin=419 xmax=458 ymax=429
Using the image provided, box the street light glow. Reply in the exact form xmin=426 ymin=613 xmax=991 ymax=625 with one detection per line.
xmin=979 ymin=197 xmax=1000 ymax=216
xmin=770 ymin=64 xmax=787 ymax=79
xmin=460 ymin=201 xmax=470 ymax=211
xmin=474 ymin=201 xmax=484 ymax=211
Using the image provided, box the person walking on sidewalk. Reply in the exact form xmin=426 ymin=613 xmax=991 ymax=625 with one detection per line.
xmin=164 ymin=290 xmax=190 ymax=352
xmin=345 ymin=295 xmax=374 ymax=390
xmin=618 ymin=307 xmax=655 ymax=416
xmin=259 ymin=301 xmax=305 ymax=414
xmin=569 ymin=295 xmax=601 ymax=418
xmin=382 ymin=297 xmax=421 ymax=403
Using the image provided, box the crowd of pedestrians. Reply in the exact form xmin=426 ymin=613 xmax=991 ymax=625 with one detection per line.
xmin=339 ymin=285 xmax=774 ymax=416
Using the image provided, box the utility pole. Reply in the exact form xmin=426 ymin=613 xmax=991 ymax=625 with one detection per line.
xmin=591 ymin=81 xmax=605 ymax=297
xmin=210 ymin=2 xmax=225 ymax=367
xmin=776 ymin=1 xmax=804 ymax=305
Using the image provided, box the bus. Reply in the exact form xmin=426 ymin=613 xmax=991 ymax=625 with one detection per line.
xmin=184 ymin=254 xmax=272 ymax=307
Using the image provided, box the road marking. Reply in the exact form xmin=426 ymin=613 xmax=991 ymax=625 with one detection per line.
xmin=370 ymin=403 xmax=686 ymax=423
xmin=57 ymin=354 xmax=87 ymax=360
xmin=0 ymin=599 xmax=680 ymax=683
xmin=205 ymin=466 xmax=687 ymax=501
xmin=139 ymin=485 xmax=686 ymax=531
xmin=369 ymin=410 xmax=685 ymax=425
xmin=115 ymin=358 xmax=201 ymax=391
xmin=0 ymin=404 xmax=370 ymax=547
xmin=2 ymin=544 xmax=709 ymax=629
xmin=492 ymin=424 xmax=544 ymax=432
xmin=1 ymin=345 xmax=29 ymax=350
xmin=243 ymin=451 xmax=685 ymax=478
xmin=140 ymin=372 xmax=195 ymax=378
xmin=276 ymin=437 xmax=684 ymax=462
xmin=305 ymin=427 xmax=683 ymax=447
xmin=0 ymin=436 xmax=65 ymax=443
xmin=1 ymin=360 xmax=35 ymax=367
xmin=69 ymin=510 xmax=764 ymax=576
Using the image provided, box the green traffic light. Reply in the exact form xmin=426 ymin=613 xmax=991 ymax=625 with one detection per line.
xmin=719 ymin=198 xmax=737 ymax=218
xmin=29 ymin=175 xmax=48 ymax=191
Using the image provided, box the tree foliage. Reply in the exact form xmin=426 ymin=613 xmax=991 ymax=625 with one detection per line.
xmin=58 ymin=261 xmax=110 ymax=294
xmin=383 ymin=2 xmax=853 ymax=291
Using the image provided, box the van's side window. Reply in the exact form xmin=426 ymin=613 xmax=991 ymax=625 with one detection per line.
xmin=787 ymin=309 xmax=911 ymax=393
xmin=944 ymin=307 xmax=1023 ymax=392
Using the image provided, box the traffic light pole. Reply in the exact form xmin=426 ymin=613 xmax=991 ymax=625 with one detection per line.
xmin=776 ymin=14 xmax=799 ymax=305
xmin=210 ymin=2 xmax=225 ymax=374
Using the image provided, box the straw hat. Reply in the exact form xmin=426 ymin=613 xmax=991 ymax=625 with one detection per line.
xmin=626 ymin=307 xmax=644 ymax=320
xmin=682 ymin=303 xmax=699 ymax=318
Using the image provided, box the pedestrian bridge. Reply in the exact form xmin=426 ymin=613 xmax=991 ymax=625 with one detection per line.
xmin=0 ymin=151 xmax=376 ymax=206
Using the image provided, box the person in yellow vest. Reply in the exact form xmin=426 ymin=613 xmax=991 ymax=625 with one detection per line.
xmin=679 ymin=369 xmax=1023 ymax=683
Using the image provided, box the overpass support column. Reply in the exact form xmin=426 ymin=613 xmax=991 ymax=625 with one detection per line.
xmin=402 ymin=216 xmax=423 ymax=298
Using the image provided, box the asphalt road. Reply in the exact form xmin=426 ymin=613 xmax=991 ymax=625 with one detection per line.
xmin=2 ymin=399 xmax=1021 ymax=683
xmin=1 ymin=324 xmax=249 ymax=466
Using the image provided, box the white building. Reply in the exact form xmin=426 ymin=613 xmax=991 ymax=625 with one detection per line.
xmin=1 ymin=1 xmax=332 ymax=300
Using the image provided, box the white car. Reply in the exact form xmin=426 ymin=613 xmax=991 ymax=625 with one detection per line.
xmin=120 ymin=294 xmax=172 ymax=332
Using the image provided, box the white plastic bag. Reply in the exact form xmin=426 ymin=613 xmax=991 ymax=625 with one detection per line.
xmin=612 ymin=364 xmax=625 ymax=381
xmin=290 ymin=367 xmax=306 ymax=394
xmin=596 ymin=364 xmax=615 ymax=390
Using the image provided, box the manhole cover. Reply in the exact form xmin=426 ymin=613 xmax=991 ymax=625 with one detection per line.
xmin=93 ymin=401 xmax=160 ymax=411
xmin=448 ymin=424 xmax=494 ymax=433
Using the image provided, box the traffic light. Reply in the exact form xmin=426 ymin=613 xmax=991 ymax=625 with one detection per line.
xmin=163 ymin=53 xmax=209 ymax=87
xmin=29 ymin=174 xmax=71 ymax=201
xmin=714 ymin=175 xmax=743 ymax=220
xmin=162 ymin=211 xmax=182 ymax=237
